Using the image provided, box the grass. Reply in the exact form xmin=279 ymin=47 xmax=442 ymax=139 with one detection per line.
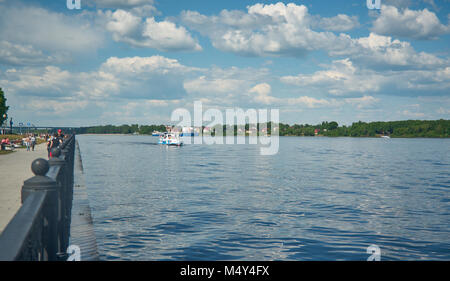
xmin=1 ymin=134 xmax=23 ymax=141
xmin=1 ymin=134 xmax=47 ymax=145
xmin=0 ymin=150 xmax=15 ymax=155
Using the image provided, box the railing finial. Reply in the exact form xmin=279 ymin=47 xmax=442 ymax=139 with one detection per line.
xmin=51 ymin=147 xmax=61 ymax=158
xmin=31 ymin=158 xmax=49 ymax=176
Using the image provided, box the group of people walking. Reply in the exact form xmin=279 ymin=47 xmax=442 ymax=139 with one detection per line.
xmin=0 ymin=129 xmax=66 ymax=155
xmin=23 ymin=134 xmax=37 ymax=151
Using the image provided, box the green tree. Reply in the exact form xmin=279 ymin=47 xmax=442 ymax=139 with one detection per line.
xmin=328 ymin=121 xmax=338 ymax=130
xmin=0 ymin=88 xmax=9 ymax=125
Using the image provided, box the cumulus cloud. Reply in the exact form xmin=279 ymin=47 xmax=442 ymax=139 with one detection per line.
xmin=247 ymin=82 xmax=378 ymax=110
xmin=179 ymin=2 xmax=444 ymax=71
xmin=0 ymin=56 xmax=201 ymax=103
xmin=281 ymin=59 xmax=382 ymax=96
xmin=371 ymin=5 xmax=450 ymax=40
xmin=0 ymin=41 xmax=64 ymax=66
xmin=183 ymin=66 xmax=270 ymax=106
xmin=344 ymin=96 xmax=380 ymax=109
xmin=249 ymin=83 xmax=278 ymax=105
xmin=329 ymin=33 xmax=447 ymax=70
xmin=180 ymin=3 xmax=354 ymax=57
xmin=100 ymin=55 xmax=192 ymax=74
xmin=313 ymin=14 xmax=360 ymax=31
xmin=281 ymin=58 xmax=450 ymax=97
xmin=102 ymin=9 xmax=202 ymax=51
xmin=400 ymin=110 xmax=426 ymax=118
xmin=28 ymin=99 xmax=90 ymax=115
xmin=184 ymin=76 xmax=246 ymax=96
xmin=0 ymin=4 xmax=103 ymax=54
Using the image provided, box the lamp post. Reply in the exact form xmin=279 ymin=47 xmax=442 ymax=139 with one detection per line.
xmin=2 ymin=114 xmax=6 ymax=135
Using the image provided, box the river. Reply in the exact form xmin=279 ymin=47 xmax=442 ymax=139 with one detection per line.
xmin=77 ymin=135 xmax=450 ymax=260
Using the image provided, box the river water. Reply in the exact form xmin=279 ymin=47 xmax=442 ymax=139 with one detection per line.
xmin=77 ymin=135 xmax=450 ymax=260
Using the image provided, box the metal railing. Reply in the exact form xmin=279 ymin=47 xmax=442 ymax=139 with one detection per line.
xmin=0 ymin=135 xmax=75 ymax=261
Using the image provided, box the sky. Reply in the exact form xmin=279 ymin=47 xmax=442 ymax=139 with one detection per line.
xmin=0 ymin=0 xmax=449 ymax=127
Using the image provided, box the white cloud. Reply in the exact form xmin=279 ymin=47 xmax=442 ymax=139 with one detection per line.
xmin=281 ymin=58 xmax=450 ymax=97
xmin=248 ymin=83 xmax=278 ymax=105
xmin=344 ymin=96 xmax=380 ymax=109
xmin=100 ymin=56 xmax=191 ymax=73
xmin=400 ymin=110 xmax=426 ymax=117
xmin=281 ymin=59 xmax=382 ymax=96
xmin=0 ymin=41 xmax=64 ymax=66
xmin=248 ymin=83 xmax=340 ymax=109
xmin=329 ymin=33 xmax=447 ymax=70
xmin=286 ymin=96 xmax=337 ymax=108
xmin=314 ymin=14 xmax=360 ymax=31
xmin=179 ymin=3 xmax=444 ymax=71
xmin=0 ymin=5 xmax=103 ymax=55
xmin=183 ymin=66 xmax=270 ymax=107
xmin=28 ymin=99 xmax=89 ymax=115
xmin=103 ymin=9 xmax=202 ymax=51
xmin=184 ymin=76 xmax=246 ymax=95
xmin=437 ymin=107 xmax=450 ymax=114
xmin=372 ymin=5 xmax=450 ymax=40
xmin=0 ymin=56 xmax=200 ymax=103
xmin=180 ymin=3 xmax=351 ymax=57
xmin=1 ymin=66 xmax=75 ymax=98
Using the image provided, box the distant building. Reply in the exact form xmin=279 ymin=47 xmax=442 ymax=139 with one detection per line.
xmin=314 ymin=129 xmax=319 ymax=135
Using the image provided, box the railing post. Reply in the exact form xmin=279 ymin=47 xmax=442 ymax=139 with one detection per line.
xmin=22 ymin=159 xmax=59 ymax=261
xmin=49 ymin=147 xmax=70 ymax=259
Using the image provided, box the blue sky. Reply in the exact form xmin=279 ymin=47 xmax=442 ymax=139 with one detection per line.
xmin=0 ymin=0 xmax=449 ymax=127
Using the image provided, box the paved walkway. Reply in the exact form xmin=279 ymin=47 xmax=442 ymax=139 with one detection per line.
xmin=0 ymin=143 xmax=48 ymax=234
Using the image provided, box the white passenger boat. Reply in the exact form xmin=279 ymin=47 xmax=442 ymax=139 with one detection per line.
xmin=158 ymin=132 xmax=183 ymax=146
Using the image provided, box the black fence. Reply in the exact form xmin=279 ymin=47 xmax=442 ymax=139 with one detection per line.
xmin=0 ymin=135 xmax=75 ymax=261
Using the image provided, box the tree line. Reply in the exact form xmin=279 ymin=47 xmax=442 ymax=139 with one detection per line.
xmin=74 ymin=119 xmax=449 ymax=138
xmin=280 ymin=120 xmax=449 ymax=137
xmin=75 ymin=124 xmax=166 ymax=135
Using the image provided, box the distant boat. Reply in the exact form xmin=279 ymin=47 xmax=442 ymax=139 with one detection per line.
xmin=381 ymin=135 xmax=390 ymax=139
xmin=180 ymin=126 xmax=199 ymax=137
xmin=180 ymin=132 xmax=199 ymax=137
xmin=152 ymin=131 xmax=161 ymax=136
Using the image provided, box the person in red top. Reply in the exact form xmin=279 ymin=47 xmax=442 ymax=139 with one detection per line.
xmin=57 ymin=129 xmax=65 ymax=140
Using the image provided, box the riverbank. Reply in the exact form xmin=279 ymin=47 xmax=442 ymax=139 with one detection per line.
xmin=72 ymin=119 xmax=450 ymax=138
xmin=0 ymin=143 xmax=48 ymax=234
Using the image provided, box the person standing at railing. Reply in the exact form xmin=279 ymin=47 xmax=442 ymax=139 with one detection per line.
xmin=57 ymin=129 xmax=65 ymax=140
xmin=48 ymin=133 xmax=61 ymax=158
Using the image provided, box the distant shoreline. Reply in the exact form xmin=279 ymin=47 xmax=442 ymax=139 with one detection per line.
xmin=72 ymin=120 xmax=449 ymax=138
